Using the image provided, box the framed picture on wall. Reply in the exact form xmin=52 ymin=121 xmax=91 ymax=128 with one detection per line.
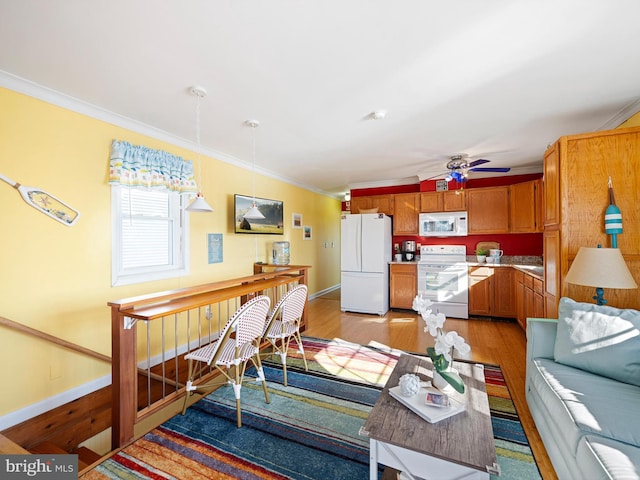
xmin=303 ymin=225 xmax=312 ymax=240
xmin=234 ymin=194 xmax=284 ymax=234
xmin=292 ymin=212 xmax=302 ymax=229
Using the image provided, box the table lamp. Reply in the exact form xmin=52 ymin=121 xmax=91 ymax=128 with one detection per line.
xmin=564 ymin=246 xmax=637 ymax=306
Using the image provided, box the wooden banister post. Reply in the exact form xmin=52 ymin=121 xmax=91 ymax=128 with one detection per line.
xmin=110 ymin=306 xmax=137 ymax=449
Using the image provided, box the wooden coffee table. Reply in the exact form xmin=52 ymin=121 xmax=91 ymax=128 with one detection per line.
xmin=362 ymin=353 xmax=500 ymax=479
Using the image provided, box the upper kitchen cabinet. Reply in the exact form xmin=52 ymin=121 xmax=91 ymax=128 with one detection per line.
xmin=420 ymin=190 xmax=466 ymax=212
xmin=393 ymin=193 xmax=419 ymax=235
xmin=350 ymin=194 xmax=394 ymax=215
xmin=467 ymin=186 xmax=510 ymax=234
xmin=510 ymin=179 xmax=543 ymax=233
xmin=544 ymin=126 xmax=640 ymax=311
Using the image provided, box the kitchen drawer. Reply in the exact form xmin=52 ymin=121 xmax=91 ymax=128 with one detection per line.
xmin=533 ymin=277 xmax=543 ymax=295
xmin=522 ymin=274 xmax=533 ymax=290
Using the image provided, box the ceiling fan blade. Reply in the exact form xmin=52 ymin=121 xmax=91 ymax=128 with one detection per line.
xmin=467 ymin=159 xmax=490 ymax=167
xmin=469 ymin=167 xmax=511 ymax=173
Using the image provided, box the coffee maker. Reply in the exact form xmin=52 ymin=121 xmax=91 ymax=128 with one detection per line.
xmin=402 ymin=240 xmax=416 ymax=261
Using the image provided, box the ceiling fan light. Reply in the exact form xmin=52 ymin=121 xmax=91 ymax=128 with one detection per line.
xmin=452 ymin=171 xmax=465 ymax=182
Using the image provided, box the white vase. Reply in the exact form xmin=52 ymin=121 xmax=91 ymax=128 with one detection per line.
xmin=432 ymin=367 xmax=458 ymax=394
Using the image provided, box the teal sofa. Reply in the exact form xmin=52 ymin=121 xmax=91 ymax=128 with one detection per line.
xmin=526 ymin=297 xmax=640 ymax=480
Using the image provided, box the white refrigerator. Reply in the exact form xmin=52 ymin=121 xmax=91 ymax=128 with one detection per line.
xmin=340 ymin=213 xmax=392 ymax=315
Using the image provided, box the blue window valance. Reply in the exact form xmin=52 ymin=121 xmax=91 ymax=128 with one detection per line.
xmin=109 ymin=140 xmax=197 ymax=194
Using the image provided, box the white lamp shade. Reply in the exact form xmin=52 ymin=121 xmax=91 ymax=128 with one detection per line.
xmin=186 ymin=193 xmax=214 ymax=212
xmin=565 ymin=247 xmax=637 ymax=289
xmin=243 ymin=203 xmax=265 ymax=219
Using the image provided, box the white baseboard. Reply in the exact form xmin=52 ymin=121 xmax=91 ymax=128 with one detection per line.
xmin=0 ymin=374 xmax=112 ymax=431
xmin=309 ymin=284 xmax=339 ymax=300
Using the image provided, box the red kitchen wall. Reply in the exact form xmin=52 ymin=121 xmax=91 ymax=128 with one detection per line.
xmin=345 ymin=174 xmax=543 ymax=256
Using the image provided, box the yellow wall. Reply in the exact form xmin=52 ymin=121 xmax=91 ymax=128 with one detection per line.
xmin=0 ymin=87 xmax=341 ymax=419
xmin=618 ymin=111 xmax=640 ymax=128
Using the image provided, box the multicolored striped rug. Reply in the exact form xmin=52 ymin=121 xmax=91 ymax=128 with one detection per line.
xmin=83 ymin=337 xmax=541 ymax=479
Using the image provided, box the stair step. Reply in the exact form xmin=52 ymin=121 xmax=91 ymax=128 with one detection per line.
xmin=74 ymin=446 xmax=102 ymax=467
xmin=30 ymin=441 xmax=68 ymax=455
xmin=30 ymin=441 xmax=101 ymax=471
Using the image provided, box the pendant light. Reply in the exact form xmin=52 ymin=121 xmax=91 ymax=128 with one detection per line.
xmin=243 ymin=119 xmax=265 ymax=219
xmin=186 ymin=85 xmax=214 ymax=212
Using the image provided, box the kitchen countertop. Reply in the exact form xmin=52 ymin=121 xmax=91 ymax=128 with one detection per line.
xmin=469 ymin=262 xmax=544 ymax=280
xmin=468 ymin=256 xmax=543 ymax=280
xmin=390 ymin=257 xmax=544 ymax=280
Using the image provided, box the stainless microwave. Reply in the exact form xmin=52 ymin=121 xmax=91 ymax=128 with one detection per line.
xmin=418 ymin=211 xmax=468 ymax=237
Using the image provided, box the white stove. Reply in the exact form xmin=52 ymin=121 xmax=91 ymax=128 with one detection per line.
xmin=417 ymin=245 xmax=469 ymax=319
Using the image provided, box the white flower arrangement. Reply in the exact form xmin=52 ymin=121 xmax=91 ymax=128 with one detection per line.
xmin=412 ymin=294 xmax=471 ymax=393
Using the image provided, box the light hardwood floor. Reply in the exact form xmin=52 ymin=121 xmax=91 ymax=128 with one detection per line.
xmin=304 ymin=289 xmax=558 ymax=480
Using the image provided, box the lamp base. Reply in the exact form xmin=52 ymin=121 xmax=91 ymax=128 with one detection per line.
xmin=593 ymin=287 xmax=607 ymax=306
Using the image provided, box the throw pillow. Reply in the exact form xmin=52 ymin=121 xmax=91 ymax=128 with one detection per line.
xmin=554 ymin=297 xmax=640 ymax=387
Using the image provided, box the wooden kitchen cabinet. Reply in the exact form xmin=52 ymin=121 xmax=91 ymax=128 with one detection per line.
xmin=516 ymin=269 xmax=545 ymax=330
xmin=390 ymin=263 xmax=417 ymax=309
xmin=533 ymin=278 xmax=545 ymax=318
xmin=443 ymin=190 xmax=467 ymax=211
xmin=393 ymin=193 xmax=419 ymax=235
xmin=468 ymin=266 xmax=492 ymax=316
xmin=510 ymin=179 xmax=542 ymax=233
xmin=494 ymin=267 xmax=516 ymax=317
xmin=350 ymin=194 xmax=394 ymax=215
xmin=467 ymin=186 xmax=510 ymax=234
xmin=420 ymin=191 xmax=443 ymax=212
xmin=469 ymin=266 xmax=516 ymax=318
xmin=543 ymin=142 xmax=560 ymax=227
xmin=543 ymin=229 xmax=560 ymax=318
xmin=542 ymin=125 xmax=640 ymax=311
xmin=420 ymin=190 xmax=466 ymax=212
xmin=515 ymin=270 xmax=525 ymax=328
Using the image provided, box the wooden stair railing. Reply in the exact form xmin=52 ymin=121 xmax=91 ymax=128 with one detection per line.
xmin=108 ymin=265 xmax=310 ymax=449
xmin=0 ymin=315 xmax=111 ymax=364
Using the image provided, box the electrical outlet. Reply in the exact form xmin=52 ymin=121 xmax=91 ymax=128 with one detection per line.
xmin=205 ymin=306 xmax=213 ymax=320
xmin=324 ymin=241 xmax=328 ymax=248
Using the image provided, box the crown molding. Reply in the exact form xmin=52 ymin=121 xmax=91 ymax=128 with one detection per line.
xmin=0 ymin=70 xmax=338 ymax=199
xmin=348 ymin=176 xmax=419 ymax=191
xmin=598 ymin=98 xmax=640 ymax=130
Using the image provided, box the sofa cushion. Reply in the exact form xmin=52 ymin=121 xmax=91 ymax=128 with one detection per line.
xmin=554 ymin=297 xmax=640 ymax=387
xmin=576 ymin=435 xmax=640 ymax=480
xmin=530 ymin=358 xmax=640 ymax=451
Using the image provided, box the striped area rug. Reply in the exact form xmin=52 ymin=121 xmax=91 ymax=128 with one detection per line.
xmin=83 ymin=337 xmax=541 ymax=479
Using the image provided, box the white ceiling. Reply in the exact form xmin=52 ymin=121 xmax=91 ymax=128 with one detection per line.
xmin=2 ymin=1 xmax=640 ymax=197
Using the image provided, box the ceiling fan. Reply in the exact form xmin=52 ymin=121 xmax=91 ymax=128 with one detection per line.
xmin=441 ymin=154 xmax=511 ymax=182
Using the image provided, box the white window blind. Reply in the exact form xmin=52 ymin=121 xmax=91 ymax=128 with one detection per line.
xmin=112 ymin=186 xmax=189 ymax=286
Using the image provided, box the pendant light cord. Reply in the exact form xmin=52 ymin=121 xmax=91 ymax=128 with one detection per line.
xmin=195 ymin=94 xmax=202 ymax=190
xmin=252 ymin=124 xmax=258 ymax=262
xmin=251 ymin=123 xmax=257 ymax=199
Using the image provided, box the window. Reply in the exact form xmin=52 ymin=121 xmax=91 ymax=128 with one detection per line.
xmin=111 ymin=186 xmax=189 ymax=286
